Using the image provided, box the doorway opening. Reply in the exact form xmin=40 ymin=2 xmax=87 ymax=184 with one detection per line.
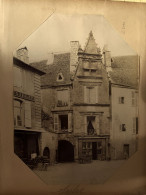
xmin=123 ymin=144 xmax=129 ymax=159
xmin=43 ymin=147 xmax=50 ymax=158
xmin=92 ymin=142 xmax=97 ymax=160
xmin=58 ymin=140 xmax=74 ymax=162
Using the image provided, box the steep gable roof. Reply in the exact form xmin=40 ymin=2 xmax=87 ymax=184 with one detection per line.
xmin=108 ymin=55 xmax=139 ymax=89
xmin=84 ymin=31 xmax=101 ymax=54
xmin=30 ymin=60 xmax=48 ymax=72
xmin=41 ymin=53 xmax=71 ymax=87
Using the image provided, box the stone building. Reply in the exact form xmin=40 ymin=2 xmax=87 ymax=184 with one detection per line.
xmin=32 ymin=31 xmax=138 ymax=162
xmin=13 ymin=47 xmax=55 ymax=162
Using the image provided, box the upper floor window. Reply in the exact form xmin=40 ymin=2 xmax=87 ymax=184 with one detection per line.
xmin=53 ymin=113 xmax=72 ymax=133
xmin=14 ymin=100 xmax=32 ymax=128
xmin=84 ymin=86 xmax=98 ymax=104
xmin=14 ymin=100 xmax=23 ymax=127
xmin=120 ymin=124 xmax=126 ymax=131
xmin=119 ymin=97 xmax=124 ymax=104
xmin=22 ymin=70 xmax=34 ymax=95
xmin=13 ymin=67 xmax=22 ymax=88
xmin=87 ymin=116 xmax=95 ymax=135
xmin=13 ymin=66 xmax=34 ymax=95
xmin=57 ymin=89 xmax=69 ymax=107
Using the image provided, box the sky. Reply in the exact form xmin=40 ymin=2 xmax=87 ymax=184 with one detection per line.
xmin=16 ymin=14 xmax=136 ymax=63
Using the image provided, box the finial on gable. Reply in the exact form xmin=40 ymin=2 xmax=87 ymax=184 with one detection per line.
xmin=89 ymin=30 xmax=93 ymax=36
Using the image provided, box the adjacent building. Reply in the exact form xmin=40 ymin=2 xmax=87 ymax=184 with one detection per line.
xmin=30 ymin=31 xmax=139 ymax=163
xmin=13 ymin=47 xmax=54 ymax=162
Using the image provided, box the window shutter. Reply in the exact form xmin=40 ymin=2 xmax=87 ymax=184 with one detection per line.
xmin=25 ymin=101 xmax=31 ymax=128
xmin=68 ymin=113 xmax=72 ymax=132
xmin=133 ymin=117 xmax=136 ymax=134
xmin=84 ymin=86 xmax=87 ymax=103
xmin=95 ymin=86 xmax=99 ymax=103
xmin=54 ymin=114 xmax=59 ymax=132
xmin=136 ymin=117 xmax=138 ymax=134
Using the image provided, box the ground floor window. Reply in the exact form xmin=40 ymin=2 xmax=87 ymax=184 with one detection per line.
xmin=82 ymin=142 xmax=92 ymax=156
xmin=80 ymin=140 xmax=106 ymax=160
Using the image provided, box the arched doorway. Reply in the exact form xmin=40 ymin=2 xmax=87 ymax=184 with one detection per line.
xmin=43 ymin=147 xmax=50 ymax=158
xmin=58 ymin=140 xmax=74 ymax=162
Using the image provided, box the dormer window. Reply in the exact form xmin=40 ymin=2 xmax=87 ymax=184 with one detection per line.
xmin=57 ymin=73 xmax=64 ymax=81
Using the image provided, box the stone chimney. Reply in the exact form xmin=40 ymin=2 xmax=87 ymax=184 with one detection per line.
xmin=103 ymin=44 xmax=112 ymax=72
xmin=16 ymin=47 xmax=29 ymax=64
xmin=47 ymin=53 xmax=54 ymax=65
xmin=70 ymin=41 xmax=79 ymax=74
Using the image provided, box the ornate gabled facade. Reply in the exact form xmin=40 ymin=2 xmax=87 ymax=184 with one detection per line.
xmin=32 ymin=31 xmax=138 ymax=163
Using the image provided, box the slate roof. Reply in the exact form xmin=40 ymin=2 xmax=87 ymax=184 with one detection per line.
xmin=109 ymin=55 xmax=139 ymax=89
xmin=31 ymin=53 xmax=71 ymax=87
xmin=30 ymin=60 xmax=48 ymax=73
xmin=13 ymin=57 xmax=46 ymax=76
xmin=31 ymin=52 xmax=139 ymax=89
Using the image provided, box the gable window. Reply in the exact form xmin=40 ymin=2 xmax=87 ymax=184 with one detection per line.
xmin=119 ymin=97 xmax=124 ymax=104
xmin=120 ymin=124 xmax=126 ymax=131
xmin=57 ymin=89 xmax=69 ymax=107
xmin=84 ymin=86 xmax=98 ymax=104
xmin=57 ymin=73 xmax=64 ymax=82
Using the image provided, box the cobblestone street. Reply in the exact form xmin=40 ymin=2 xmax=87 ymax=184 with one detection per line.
xmin=33 ymin=160 xmax=125 ymax=185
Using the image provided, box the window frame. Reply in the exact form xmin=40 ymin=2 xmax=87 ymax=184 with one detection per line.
xmin=14 ymin=99 xmax=24 ymax=127
xmin=119 ymin=96 xmax=125 ymax=104
xmin=120 ymin=124 xmax=126 ymax=131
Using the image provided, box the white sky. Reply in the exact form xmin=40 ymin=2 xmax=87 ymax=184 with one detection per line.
xmin=17 ymin=14 xmax=136 ymax=63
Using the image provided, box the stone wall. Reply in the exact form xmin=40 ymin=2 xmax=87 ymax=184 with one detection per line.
xmin=110 ymin=86 xmax=138 ymax=159
xmin=73 ymin=106 xmax=110 ymax=135
xmin=40 ymin=132 xmax=58 ymax=163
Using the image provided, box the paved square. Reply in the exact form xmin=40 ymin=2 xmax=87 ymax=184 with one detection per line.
xmin=33 ymin=160 xmax=125 ymax=185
